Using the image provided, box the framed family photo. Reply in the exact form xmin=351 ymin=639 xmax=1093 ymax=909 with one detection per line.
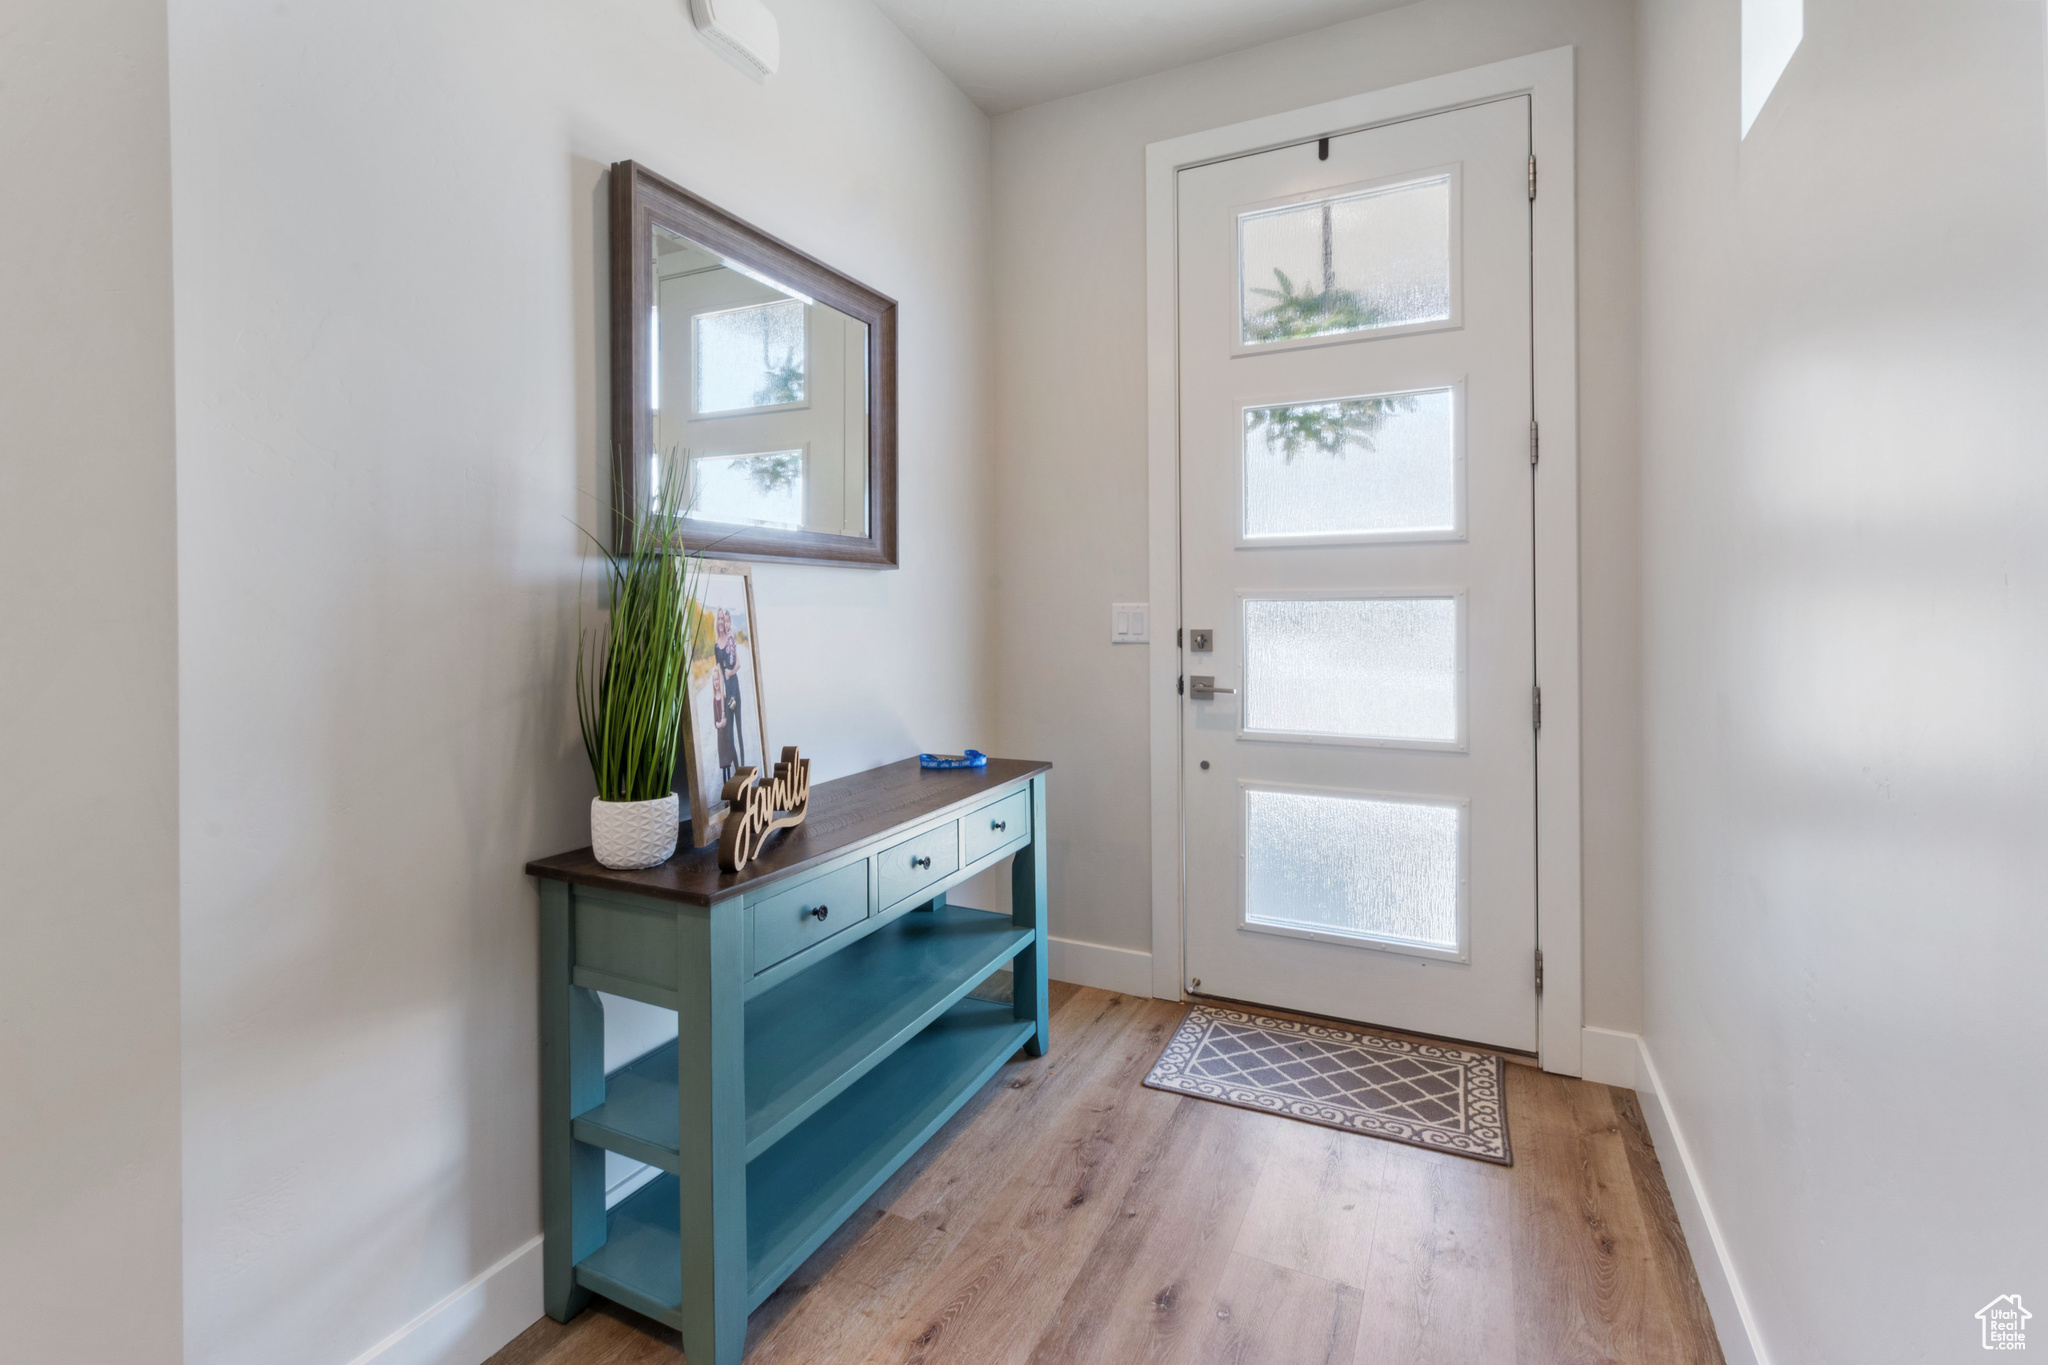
xmin=676 ymin=560 xmax=770 ymax=846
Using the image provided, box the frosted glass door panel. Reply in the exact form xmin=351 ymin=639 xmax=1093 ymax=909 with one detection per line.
xmin=1238 ymin=175 xmax=1452 ymax=346
xmin=695 ymin=300 xmax=806 ymax=413
xmin=690 ymin=450 xmax=804 ymax=530
xmin=1243 ymin=596 xmax=1460 ymax=742
xmin=1243 ymin=387 xmax=1456 ymax=537
xmin=1244 ymin=789 xmax=1463 ymax=952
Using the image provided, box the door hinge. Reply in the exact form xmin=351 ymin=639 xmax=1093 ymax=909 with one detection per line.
xmin=1535 ymin=948 xmax=1545 ymax=993
xmin=1177 ymin=627 xmax=1183 ymax=647
xmin=1177 ymin=675 xmax=1185 ymax=697
xmin=1532 ymin=684 xmax=1543 ymax=732
xmin=1528 ymin=154 xmax=1537 ymax=200
xmin=1530 ymin=419 xmax=1540 ymax=466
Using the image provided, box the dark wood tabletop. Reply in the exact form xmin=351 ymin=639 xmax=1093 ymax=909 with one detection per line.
xmin=526 ymin=756 xmax=1051 ymax=906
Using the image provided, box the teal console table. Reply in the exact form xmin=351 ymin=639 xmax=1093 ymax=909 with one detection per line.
xmin=526 ymin=757 xmax=1052 ymax=1365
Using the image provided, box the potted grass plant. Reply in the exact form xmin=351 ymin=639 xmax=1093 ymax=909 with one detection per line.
xmin=578 ymin=458 xmax=699 ymax=869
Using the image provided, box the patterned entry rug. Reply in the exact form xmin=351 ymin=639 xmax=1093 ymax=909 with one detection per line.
xmin=1143 ymin=1004 xmax=1512 ymax=1165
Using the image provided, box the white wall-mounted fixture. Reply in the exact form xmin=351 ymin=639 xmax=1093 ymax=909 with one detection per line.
xmin=691 ymin=0 xmax=780 ymax=79
xmin=1111 ymin=603 xmax=1149 ymax=644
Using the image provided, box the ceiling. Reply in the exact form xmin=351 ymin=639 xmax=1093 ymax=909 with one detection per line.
xmin=870 ymin=0 xmax=1419 ymax=116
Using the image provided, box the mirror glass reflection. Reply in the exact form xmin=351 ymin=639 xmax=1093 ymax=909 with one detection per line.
xmin=652 ymin=223 xmax=871 ymax=539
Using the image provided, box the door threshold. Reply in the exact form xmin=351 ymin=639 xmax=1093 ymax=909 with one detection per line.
xmin=1182 ymin=989 xmax=1540 ymax=1067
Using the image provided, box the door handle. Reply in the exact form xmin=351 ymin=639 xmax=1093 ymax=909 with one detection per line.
xmin=1189 ymin=675 xmax=1235 ymax=701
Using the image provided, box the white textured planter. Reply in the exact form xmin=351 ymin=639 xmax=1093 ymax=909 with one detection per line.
xmin=590 ymin=793 xmax=680 ymax=870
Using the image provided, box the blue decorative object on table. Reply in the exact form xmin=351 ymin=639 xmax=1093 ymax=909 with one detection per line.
xmin=920 ymin=749 xmax=987 ymax=770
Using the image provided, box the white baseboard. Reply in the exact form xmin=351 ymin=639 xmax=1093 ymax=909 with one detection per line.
xmin=344 ymin=1235 xmax=542 ymax=1365
xmin=1581 ymin=1027 xmax=1770 ymax=1365
xmin=1047 ymin=934 xmax=1154 ymax=997
xmin=1580 ymin=1023 xmax=1642 ymax=1088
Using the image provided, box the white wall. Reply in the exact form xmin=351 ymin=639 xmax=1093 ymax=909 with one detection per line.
xmin=1638 ymin=1 xmax=2048 ymax=1360
xmin=987 ymin=0 xmax=1646 ymax=1030
xmin=0 ymin=2 xmax=186 ymax=1360
xmin=168 ymin=1 xmax=992 ymax=1361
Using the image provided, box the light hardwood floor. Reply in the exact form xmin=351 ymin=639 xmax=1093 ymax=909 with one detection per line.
xmin=490 ymin=984 xmax=1724 ymax=1365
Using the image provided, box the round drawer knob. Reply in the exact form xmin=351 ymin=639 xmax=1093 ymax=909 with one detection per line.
xmin=912 ymin=855 xmax=932 ymax=869
xmin=990 ymin=819 xmax=1007 ymax=832
xmin=810 ymin=905 xmax=829 ymax=921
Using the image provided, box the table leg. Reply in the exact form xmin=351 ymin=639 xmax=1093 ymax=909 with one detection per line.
xmin=1011 ymin=775 xmax=1052 ymax=1057
xmin=538 ymin=879 xmax=603 ymax=1322
xmin=674 ymin=901 xmax=750 ymax=1365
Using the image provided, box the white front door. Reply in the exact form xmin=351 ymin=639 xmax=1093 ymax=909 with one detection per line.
xmin=1177 ymin=97 xmax=1537 ymax=1050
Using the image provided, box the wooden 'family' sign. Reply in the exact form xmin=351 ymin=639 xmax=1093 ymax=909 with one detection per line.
xmin=717 ymin=746 xmax=812 ymax=873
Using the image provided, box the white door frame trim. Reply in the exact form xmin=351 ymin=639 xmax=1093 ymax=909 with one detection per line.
xmin=1143 ymin=46 xmax=1584 ymax=1075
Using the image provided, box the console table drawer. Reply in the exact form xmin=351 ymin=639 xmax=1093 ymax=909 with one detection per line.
xmin=965 ymin=789 xmax=1031 ymax=865
xmin=752 ymin=861 xmax=870 ymax=971
xmin=878 ymin=823 xmax=958 ymax=908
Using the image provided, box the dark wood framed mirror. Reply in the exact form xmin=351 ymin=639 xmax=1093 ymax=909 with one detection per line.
xmin=609 ymin=160 xmax=897 ymax=566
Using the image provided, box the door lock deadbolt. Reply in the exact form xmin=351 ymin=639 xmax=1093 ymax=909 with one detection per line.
xmin=1188 ymin=628 xmax=1214 ymax=652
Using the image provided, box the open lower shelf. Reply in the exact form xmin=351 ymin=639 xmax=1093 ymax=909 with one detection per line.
xmin=746 ymin=904 xmax=1032 ymax=1156
xmin=570 ymin=902 xmax=1032 ymax=1169
xmin=573 ymin=1176 xmax=688 ymax=1330
xmin=570 ymin=1043 xmax=681 ymax=1173
xmin=573 ymin=995 xmax=1036 ymax=1321
xmin=747 ymin=997 xmax=1035 ymax=1302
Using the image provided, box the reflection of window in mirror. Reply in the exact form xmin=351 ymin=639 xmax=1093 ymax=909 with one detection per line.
xmin=651 ymin=224 xmax=870 ymax=539
xmin=696 ymin=301 xmax=804 ymax=413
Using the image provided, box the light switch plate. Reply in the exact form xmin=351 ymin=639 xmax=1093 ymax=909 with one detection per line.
xmin=1111 ymin=602 xmax=1149 ymax=644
